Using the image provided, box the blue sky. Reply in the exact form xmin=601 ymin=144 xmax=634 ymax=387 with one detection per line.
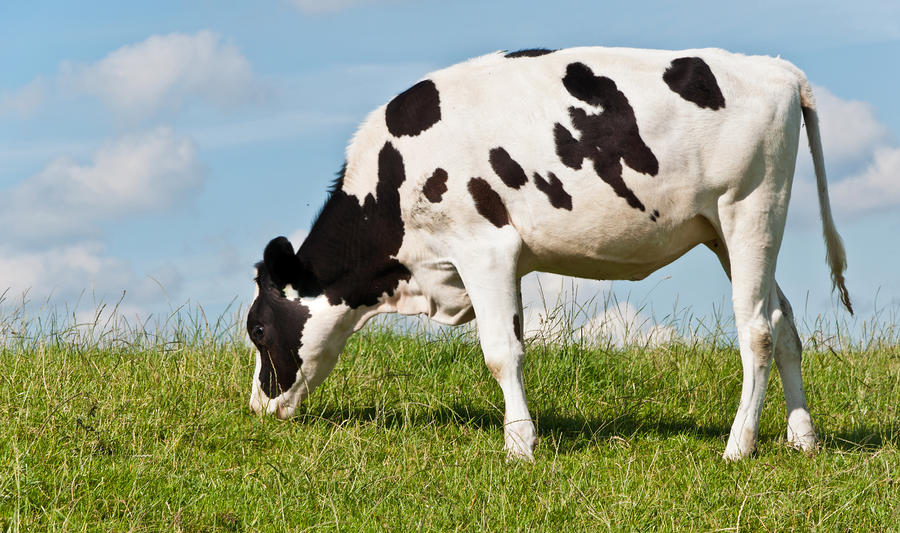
xmin=2 ymin=1 xmax=899 ymax=337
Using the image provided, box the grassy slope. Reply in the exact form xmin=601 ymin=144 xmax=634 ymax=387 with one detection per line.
xmin=2 ymin=324 xmax=899 ymax=531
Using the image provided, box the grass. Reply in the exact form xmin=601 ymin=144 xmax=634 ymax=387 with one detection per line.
xmin=2 ymin=299 xmax=900 ymax=531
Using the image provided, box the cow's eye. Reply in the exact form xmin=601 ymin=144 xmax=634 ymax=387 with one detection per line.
xmin=252 ymin=325 xmax=265 ymax=341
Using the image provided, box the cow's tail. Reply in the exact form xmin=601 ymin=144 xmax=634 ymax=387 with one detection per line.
xmin=798 ymin=78 xmax=853 ymax=314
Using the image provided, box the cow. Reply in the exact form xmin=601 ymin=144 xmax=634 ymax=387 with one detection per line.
xmin=246 ymin=46 xmax=852 ymax=461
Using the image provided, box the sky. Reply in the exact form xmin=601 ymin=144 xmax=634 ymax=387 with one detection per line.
xmin=2 ymin=0 xmax=899 ymax=340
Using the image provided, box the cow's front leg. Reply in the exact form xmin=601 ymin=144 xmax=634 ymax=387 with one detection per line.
xmin=480 ymin=301 xmax=534 ymax=460
xmin=455 ymin=232 xmax=535 ymax=460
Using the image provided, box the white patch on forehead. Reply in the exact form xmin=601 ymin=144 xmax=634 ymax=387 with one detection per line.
xmin=283 ymin=283 xmax=300 ymax=300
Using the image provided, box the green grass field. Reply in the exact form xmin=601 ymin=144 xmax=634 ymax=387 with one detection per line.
xmin=2 ymin=305 xmax=900 ymax=531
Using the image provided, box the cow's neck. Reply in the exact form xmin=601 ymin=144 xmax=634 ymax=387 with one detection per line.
xmin=297 ymin=176 xmax=411 ymax=311
xmin=297 ymin=146 xmax=412 ymax=316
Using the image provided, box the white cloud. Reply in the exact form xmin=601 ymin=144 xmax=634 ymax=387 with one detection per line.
xmin=578 ymin=301 xmax=677 ymax=348
xmin=790 ymin=85 xmax=900 ymax=222
xmin=521 ymin=272 xmax=610 ymax=310
xmin=831 ymin=146 xmax=900 ymax=214
xmin=58 ymin=30 xmax=262 ymax=118
xmin=0 ymin=241 xmax=185 ymax=325
xmin=520 ymin=273 xmax=610 ymax=342
xmin=3 ymin=31 xmax=264 ymax=120
xmin=518 ymin=272 xmax=679 ymax=347
xmin=0 ymin=242 xmax=124 ymax=299
xmin=0 ymin=127 xmax=204 ymax=243
xmin=0 ymin=78 xmax=46 ymax=117
xmin=1 ymin=242 xmax=139 ymax=304
xmin=519 ymin=272 xmax=600 ymax=340
xmin=815 ymin=85 xmax=892 ymax=168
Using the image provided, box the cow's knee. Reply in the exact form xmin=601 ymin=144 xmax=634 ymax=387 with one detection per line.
xmin=483 ymin=344 xmax=522 ymax=381
xmin=750 ymin=327 xmax=775 ymax=368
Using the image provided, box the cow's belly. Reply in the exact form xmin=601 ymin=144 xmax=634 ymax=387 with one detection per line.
xmin=399 ymin=211 xmax=714 ymax=326
xmin=518 ymin=212 xmax=717 ymax=281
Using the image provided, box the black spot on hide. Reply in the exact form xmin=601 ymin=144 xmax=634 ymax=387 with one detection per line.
xmin=663 ymin=57 xmax=726 ymax=110
xmin=555 ymin=62 xmax=659 ymax=212
xmin=504 ymin=48 xmax=556 ymax=58
xmin=533 ymin=171 xmax=572 ymax=210
xmin=423 ymin=168 xmax=448 ymax=203
xmin=385 ymin=79 xmax=442 ymax=137
xmin=292 ymin=141 xmax=411 ymax=308
xmin=467 ymin=177 xmax=509 ymax=228
xmin=513 ymin=314 xmax=522 ymax=341
xmin=248 ymin=265 xmax=310 ymax=398
xmin=489 ymin=147 xmax=528 ymax=189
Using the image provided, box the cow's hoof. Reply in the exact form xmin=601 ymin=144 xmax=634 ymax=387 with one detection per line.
xmin=785 ymin=409 xmax=818 ymax=453
xmin=504 ymin=420 xmax=536 ymax=461
xmin=723 ymin=437 xmax=756 ymax=461
xmin=787 ymin=428 xmax=819 ymax=454
xmin=722 ymin=448 xmax=750 ymax=462
xmin=505 ymin=449 xmax=535 ymax=462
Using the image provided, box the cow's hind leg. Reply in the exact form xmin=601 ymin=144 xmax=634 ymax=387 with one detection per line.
xmin=705 ymin=243 xmax=818 ymax=456
xmin=455 ymin=229 xmax=535 ymax=460
xmin=721 ymin=245 xmax=779 ymax=460
xmin=773 ymin=285 xmax=818 ymax=451
xmin=715 ymin=175 xmax=799 ymax=460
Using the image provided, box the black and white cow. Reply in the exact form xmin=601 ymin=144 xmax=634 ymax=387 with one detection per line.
xmin=247 ymin=47 xmax=852 ymax=461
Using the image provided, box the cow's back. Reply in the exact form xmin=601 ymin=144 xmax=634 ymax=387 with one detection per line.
xmin=341 ymin=47 xmax=806 ymax=280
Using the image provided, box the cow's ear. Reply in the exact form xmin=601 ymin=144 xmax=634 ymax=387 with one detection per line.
xmin=263 ymin=236 xmax=302 ymax=288
xmin=263 ymin=236 xmax=321 ymax=296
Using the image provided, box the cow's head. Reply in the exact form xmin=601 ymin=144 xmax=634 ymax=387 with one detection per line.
xmin=246 ymin=236 xmax=353 ymax=419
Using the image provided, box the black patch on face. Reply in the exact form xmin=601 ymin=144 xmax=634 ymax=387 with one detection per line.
xmin=385 ymin=79 xmax=442 ymax=137
xmin=513 ymin=314 xmax=522 ymax=342
xmin=533 ymin=171 xmax=572 ymax=210
xmin=489 ymin=147 xmax=528 ymax=189
xmin=504 ymin=48 xmax=556 ymax=58
xmin=248 ymin=264 xmax=310 ymax=398
xmin=467 ymin=177 xmax=509 ymax=228
xmin=663 ymin=57 xmax=726 ymax=110
xmin=423 ymin=168 xmax=448 ymax=203
xmin=291 ymin=141 xmax=411 ymax=308
xmin=555 ymin=62 xmax=659 ymax=212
